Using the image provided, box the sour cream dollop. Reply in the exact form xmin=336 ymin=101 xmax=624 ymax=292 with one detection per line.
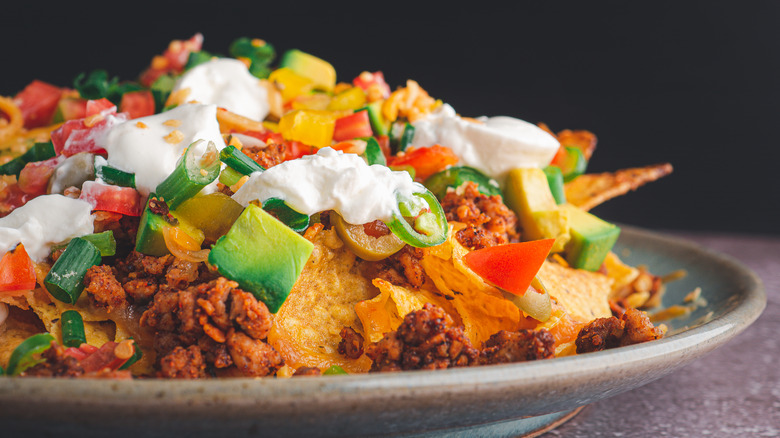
xmin=410 ymin=104 xmax=559 ymax=181
xmin=0 ymin=195 xmax=94 ymax=262
xmin=172 ymin=58 xmax=269 ymax=121
xmin=232 ymin=148 xmax=425 ymax=224
xmin=104 ymin=103 xmax=227 ymax=196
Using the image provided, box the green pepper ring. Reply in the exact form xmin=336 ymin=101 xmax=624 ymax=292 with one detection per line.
xmin=385 ymin=188 xmax=448 ymax=248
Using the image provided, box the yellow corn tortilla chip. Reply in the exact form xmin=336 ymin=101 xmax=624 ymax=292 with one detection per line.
xmin=0 ymin=307 xmax=45 ymax=369
xmin=564 ymin=163 xmax=673 ymax=211
xmin=538 ymin=261 xmax=613 ymax=323
xmin=268 ymin=229 xmax=375 ymax=373
xmin=356 ymin=279 xmax=428 ymax=343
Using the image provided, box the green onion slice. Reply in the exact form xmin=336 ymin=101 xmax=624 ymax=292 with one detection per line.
xmin=156 ymin=140 xmax=221 ymax=210
xmin=44 ymin=237 xmax=102 ymax=304
xmin=61 ymin=310 xmax=87 ymax=348
xmin=219 ymin=145 xmax=265 ymax=176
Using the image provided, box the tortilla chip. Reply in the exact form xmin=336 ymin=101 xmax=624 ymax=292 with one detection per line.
xmin=421 ymin=226 xmax=526 ymax=346
xmin=268 ymin=229 xmax=375 ymax=373
xmin=538 ymin=261 xmax=613 ymax=323
xmin=0 ymin=306 xmax=46 ymax=369
xmin=564 ymin=163 xmax=673 ymax=211
xmin=356 ymin=279 xmax=428 ymax=343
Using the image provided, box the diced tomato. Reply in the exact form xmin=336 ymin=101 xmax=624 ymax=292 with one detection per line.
xmin=388 ymin=144 xmax=459 ymax=181
xmin=352 ymin=71 xmax=391 ymax=99
xmin=17 ymin=156 xmax=61 ymax=196
xmin=85 ymin=98 xmax=116 ymax=117
xmin=549 ymin=145 xmax=567 ymax=168
xmin=119 ymin=90 xmax=155 ymax=119
xmin=79 ymin=341 xmax=128 ymax=373
xmin=0 ymin=180 xmax=30 ymax=217
xmin=241 ymin=130 xmax=284 ymax=145
xmin=55 ymin=97 xmax=88 ymax=122
xmin=51 ymin=112 xmax=128 ymax=157
xmin=79 ymin=181 xmax=143 ymax=216
xmin=13 ymin=80 xmax=63 ymax=129
xmin=463 ymin=239 xmax=555 ymax=296
xmin=285 ymin=140 xmax=317 ymax=161
xmin=333 ymin=110 xmax=373 ymax=141
xmin=139 ymin=33 xmax=204 ymax=87
xmin=375 ymin=135 xmax=391 ymax=162
xmin=0 ymin=243 xmax=36 ymax=293
xmin=332 ymin=139 xmax=367 ymax=155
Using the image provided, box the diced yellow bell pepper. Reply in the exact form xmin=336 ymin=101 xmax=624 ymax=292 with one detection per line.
xmin=291 ymin=93 xmax=332 ymax=111
xmin=268 ymin=68 xmax=315 ymax=103
xmin=327 ymin=87 xmax=368 ymax=111
xmin=280 ymin=49 xmax=337 ymax=92
xmin=278 ymin=109 xmax=338 ymax=148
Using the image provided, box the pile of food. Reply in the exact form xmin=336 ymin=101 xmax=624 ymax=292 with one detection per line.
xmin=0 ymin=34 xmax=674 ymax=379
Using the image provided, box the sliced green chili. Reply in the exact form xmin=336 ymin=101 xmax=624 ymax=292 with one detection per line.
xmin=385 ymin=189 xmax=448 ymax=248
xmin=363 ymin=137 xmax=386 ymax=166
xmin=44 ymin=237 xmax=102 ymax=304
xmin=424 ymin=166 xmax=502 ymax=200
xmin=323 ymin=365 xmax=348 ymax=375
xmin=61 ymin=310 xmax=87 ymax=348
xmin=398 ymin=123 xmax=415 ymax=153
xmin=156 ymin=140 xmax=221 ymax=210
xmin=219 ymin=145 xmax=265 ymax=176
xmin=262 ymin=198 xmax=310 ymax=233
xmin=118 ymin=340 xmax=143 ymax=370
xmin=6 ymin=333 xmax=54 ymax=375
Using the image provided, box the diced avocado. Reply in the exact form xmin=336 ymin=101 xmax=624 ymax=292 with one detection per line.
xmin=52 ymin=97 xmax=87 ymax=123
xmin=543 ymin=166 xmax=566 ymax=205
xmin=504 ymin=168 xmax=570 ymax=252
xmin=279 ymin=49 xmax=336 ymax=92
xmin=560 ymin=204 xmax=620 ymax=271
xmin=208 ymin=204 xmax=314 ymax=313
xmin=357 ymin=101 xmax=391 ymax=137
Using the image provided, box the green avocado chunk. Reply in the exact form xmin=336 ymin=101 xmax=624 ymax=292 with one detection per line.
xmin=208 ymin=204 xmax=314 ymax=313
xmin=279 ymin=49 xmax=336 ymax=91
xmin=560 ymin=204 xmax=620 ymax=271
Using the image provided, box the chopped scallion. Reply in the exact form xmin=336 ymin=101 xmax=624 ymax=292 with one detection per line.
xmin=44 ymin=237 xmax=102 ymax=304
xmin=156 ymin=140 xmax=221 ymax=210
xmin=61 ymin=310 xmax=87 ymax=348
xmin=219 ymin=145 xmax=265 ymax=176
xmin=94 ymin=157 xmax=135 ymax=188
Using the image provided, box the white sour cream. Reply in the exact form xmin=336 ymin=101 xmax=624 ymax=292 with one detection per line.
xmin=0 ymin=195 xmax=94 ymax=262
xmin=410 ymin=104 xmax=559 ymax=181
xmin=232 ymin=147 xmax=425 ymax=224
xmin=172 ymin=58 xmax=270 ymax=121
xmin=103 ymin=104 xmax=227 ymax=196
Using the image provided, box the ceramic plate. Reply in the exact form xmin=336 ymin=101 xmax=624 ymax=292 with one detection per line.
xmin=0 ymin=226 xmax=766 ymax=437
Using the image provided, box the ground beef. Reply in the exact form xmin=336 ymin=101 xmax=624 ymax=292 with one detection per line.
xmin=21 ymin=342 xmax=84 ymax=378
xmin=165 ymin=258 xmax=201 ymax=289
xmin=441 ymin=181 xmax=520 ymax=250
xmin=365 ymin=304 xmax=479 ymax=372
xmin=226 ymin=329 xmax=283 ymax=377
xmin=575 ymin=308 xmax=664 ymax=354
xmin=242 ymin=142 xmax=287 ymax=169
xmin=158 ymin=345 xmax=206 ymax=379
xmin=480 ymin=330 xmax=555 ymax=364
xmin=293 ymin=366 xmax=323 ymax=377
xmin=84 ymin=265 xmax=127 ymax=313
xmin=338 ymin=327 xmax=364 ymax=359
xmin=368 ymin=246 xmax=427 ymax=289
xmin=140 ymin=277 xmax=281 ymax=377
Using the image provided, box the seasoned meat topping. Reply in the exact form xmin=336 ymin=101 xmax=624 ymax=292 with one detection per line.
xmin=158 ymin=345 xmax=206 ymax=379
xmin=21 ymin=342 xmax=84 ymax=378
xmin=575 ymin=308 xmax=664 ymax=354
xmin=365 ymin=304 xmax=479 ymax=372
xmin=441 ymin=182 xmax=520 ymax=250
xmin=480 ymin=329 xmax=555 ymax=364
xmin=338 ymin=327 xmax=364 ymax=359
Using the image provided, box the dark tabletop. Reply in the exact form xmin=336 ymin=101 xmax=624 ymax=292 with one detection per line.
xmin=548 ymin=232 xmax=780 ymax=437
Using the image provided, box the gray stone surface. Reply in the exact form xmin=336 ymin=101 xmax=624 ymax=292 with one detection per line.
xmin=549 ymin=232 xmax=780 ymax=437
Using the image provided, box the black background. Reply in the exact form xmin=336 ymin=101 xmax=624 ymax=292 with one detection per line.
xmin=3 ymin=1 xmax=778 ymax=235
